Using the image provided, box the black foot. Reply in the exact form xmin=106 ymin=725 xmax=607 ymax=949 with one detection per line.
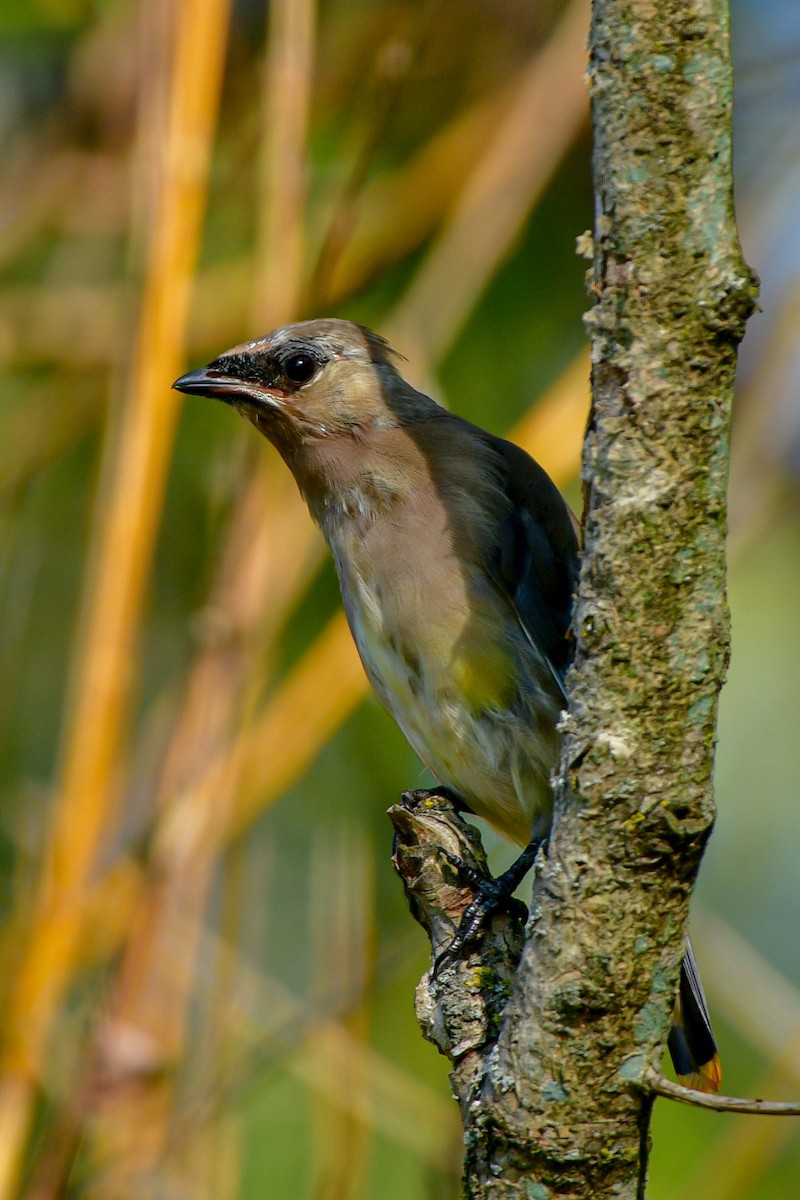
xmin=400 ymin=787 xmax=475 ymax=816
xmin=433 ymin=838 xmax=544 ymax=976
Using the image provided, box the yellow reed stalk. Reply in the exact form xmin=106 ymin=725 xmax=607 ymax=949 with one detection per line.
xmin=0 ymin=0 xmax=233 ymax=1193
xmin=154 ymin=465 xmax=320 ymax=812
xmin=84 ymin=737 xmax=250 ymax=1196
xmin=385 ymin=0 xmax=589 ymax=367
xmin=78 ymin=482 xmax=316 ymax=1191
xmin=178 ymin=1112 xmax=242 ymax=1200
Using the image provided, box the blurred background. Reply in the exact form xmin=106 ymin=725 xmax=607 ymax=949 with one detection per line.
xmin=1 ymin=0 xmax=799 ymax=1196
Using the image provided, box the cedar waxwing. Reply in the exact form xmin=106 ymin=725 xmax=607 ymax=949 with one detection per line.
xmin=173 ymin=317 xmax=721 ymax=1093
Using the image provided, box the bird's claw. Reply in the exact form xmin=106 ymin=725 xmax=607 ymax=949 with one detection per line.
xmin=431 ymin=838 xmax=544 ymax=978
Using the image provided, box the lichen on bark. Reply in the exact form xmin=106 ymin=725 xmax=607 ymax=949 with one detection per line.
xmin=392 ymin=1 xmax=758 ymax=1197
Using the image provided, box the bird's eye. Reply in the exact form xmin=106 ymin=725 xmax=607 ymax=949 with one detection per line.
xmin=283 ymin=353 xmax=318 ymax=385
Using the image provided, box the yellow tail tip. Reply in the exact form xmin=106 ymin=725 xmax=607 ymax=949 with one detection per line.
xmin=678 ymin=1053 xmax=722 ymax=1095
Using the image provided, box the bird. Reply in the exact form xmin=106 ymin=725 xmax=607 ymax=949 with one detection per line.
xmin=173 ymin=316 xmax=721 ymax=1093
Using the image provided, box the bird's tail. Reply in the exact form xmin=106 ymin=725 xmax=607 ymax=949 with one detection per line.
xmin=667 ymin=938 xmax=722 ymax=1093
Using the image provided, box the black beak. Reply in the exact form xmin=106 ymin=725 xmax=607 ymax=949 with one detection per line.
xmin=172 ymin=366 xmax=260 ymax=405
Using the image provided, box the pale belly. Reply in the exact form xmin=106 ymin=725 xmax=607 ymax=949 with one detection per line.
xmin=339 ymin=566 xmax=561 ymax=848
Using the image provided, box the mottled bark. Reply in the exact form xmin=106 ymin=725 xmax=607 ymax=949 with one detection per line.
xmin=392 ymin=1 xmax=757 ymax=1196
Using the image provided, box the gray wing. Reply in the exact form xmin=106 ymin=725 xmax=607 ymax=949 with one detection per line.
xmin=486 ymin=435 xmax=580 ymax=695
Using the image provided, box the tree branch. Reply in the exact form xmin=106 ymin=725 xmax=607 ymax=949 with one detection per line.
xmin=392 ymin=1 xmax=758 ymax=1196
xmin=390 ymin=792 xmax=525 ymax=1122
xmin=644 ymin=1072 xmax=800 ymax=1116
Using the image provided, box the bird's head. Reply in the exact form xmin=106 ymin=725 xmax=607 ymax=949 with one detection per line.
xmin=173 ymin=318 xmax=428 ymax=457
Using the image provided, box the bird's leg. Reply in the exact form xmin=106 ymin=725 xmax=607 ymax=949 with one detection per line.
xmin=433 ymin=837 xmax=544 ymax=976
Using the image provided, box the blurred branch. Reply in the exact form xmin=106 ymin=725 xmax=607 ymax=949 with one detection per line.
xmin=695 ymin=908 xmax=800 ymax=1070
xmin=157 ymin=465 xmax=320 ymax=818
xmin=673 ymin=1073 xmax=800 ymax=1200
xmin=0 ymin=265 xmax=254 ymax=367
xmin=0 ymin=0 xmax=234 ymax=1192
xmin=0 ymin=146 xmax=124 ymax=271
xmin=0 ymin=282 xmax=131 ymax=368
xmin=184 ymin=607 xmax=367 ymax=844
xmin=0 ymin=0 xmax=145 ymax=271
